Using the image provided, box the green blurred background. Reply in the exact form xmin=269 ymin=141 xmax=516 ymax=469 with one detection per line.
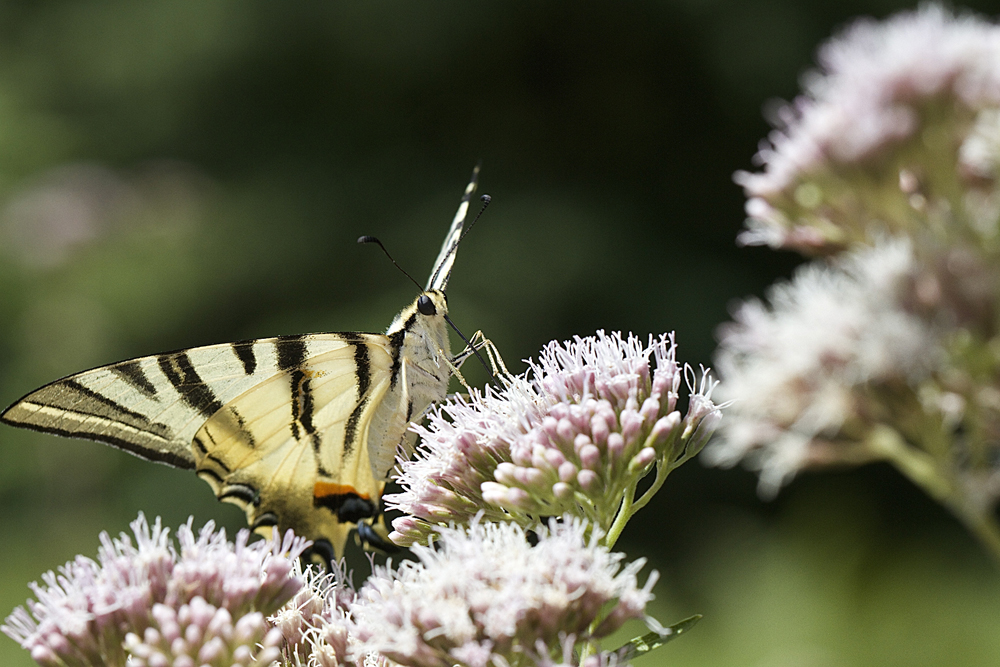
xmin=1 ymin=2 xmax=999 ymax=666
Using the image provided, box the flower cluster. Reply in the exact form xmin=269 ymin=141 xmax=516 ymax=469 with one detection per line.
xmin=349 ymin=518 xmax=659 ymax=667
xmin=705 ymin=237 xmax=942 ymax=496
xmin=387 ymin=331 xmax=722 ymax=548
xmin=709 ymin=5 xmax=1000 ymax=561
xmin=1 ymin=513 xmax=307 ymax=667
xmin=736 ymin=5 xmax=1000 ymax=252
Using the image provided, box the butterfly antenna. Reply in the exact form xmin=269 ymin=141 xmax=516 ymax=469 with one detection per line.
xmin=358 ymin=235 xmax=424 ymax=292
xmin=444 ymin=314 xmax=495 ymax=380
xmin=457 ymin=194 xmax=491 ymax=245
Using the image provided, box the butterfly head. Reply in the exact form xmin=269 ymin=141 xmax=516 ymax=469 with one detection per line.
xmin=387 ymin=288 xmax=450 ymax=339
xmin=417 ymin=292 xmax=441 ymax=317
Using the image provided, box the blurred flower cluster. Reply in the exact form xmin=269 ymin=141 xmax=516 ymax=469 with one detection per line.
xmin=4 ymin=330 xmax=717 ymax=667
xmin=705 ymin=5 xmax=1000 ymax=560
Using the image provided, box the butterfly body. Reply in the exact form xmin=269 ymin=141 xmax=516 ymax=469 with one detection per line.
xmin=2 ymin=170 xmax=479 ymax=559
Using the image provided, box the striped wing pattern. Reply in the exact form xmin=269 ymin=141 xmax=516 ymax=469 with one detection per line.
xmin=426 ymin=162 xmax=479 ymax=291
xmin=1 ymin=332 xmax=397 ymax=557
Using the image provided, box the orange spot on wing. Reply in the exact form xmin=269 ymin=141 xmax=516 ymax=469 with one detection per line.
xmin=314 ymin=481 xmax=370 ymax=500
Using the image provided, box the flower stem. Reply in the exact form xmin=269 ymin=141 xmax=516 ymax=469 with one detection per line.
xmin=605 ymin=461 xmax=672 ymax=549
xmin=865 ymin=424 xmax=952 ymax=500
xmin=605 ymin=480 xmax=637 ymax=549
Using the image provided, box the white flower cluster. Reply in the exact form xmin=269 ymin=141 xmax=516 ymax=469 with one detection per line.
xmin=269 ymin=559 xmax=356 ymax=667
xmin=706 ymin=237 xmax=939 ymax=496
xmin=349 ymin=519 xmax=658 ymax=667
xmin=737 ymin=5 xmax=1000 ymax=251
xmin=709 ymin=4 xmax=1000 ymax=559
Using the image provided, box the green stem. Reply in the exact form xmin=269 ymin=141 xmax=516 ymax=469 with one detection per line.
xmin=629 ymin=460 xmax=671 ymax=517
xmin=604 ymin=479 xmax=638 ymax=549
xmin=605 ymin=460 xmax=672 ymax=549
xmin=578 ymin=635 xmax=600 ymax=664
xmin=865 ymin=425 xmax=952 ymax=501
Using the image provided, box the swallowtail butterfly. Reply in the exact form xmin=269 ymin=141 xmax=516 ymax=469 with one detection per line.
xmin=2 ymin=167 xmax=484 ymax=563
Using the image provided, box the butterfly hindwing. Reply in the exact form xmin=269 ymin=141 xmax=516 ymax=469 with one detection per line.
xmin=192 ymin=333 xmax=397 ymax=556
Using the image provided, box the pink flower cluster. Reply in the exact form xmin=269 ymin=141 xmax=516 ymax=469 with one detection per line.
xmin=122 ymin=597 xmax=283 ymax=667
xmin=1 ymin=513 xmax=307 ymax=667
xmin=388 ymin=331 xmax=721 ymax=546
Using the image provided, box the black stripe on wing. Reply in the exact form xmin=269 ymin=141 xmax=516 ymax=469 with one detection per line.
xmin=275 ymin=335 xmax=308 ymax=372
xmin=111 ymin=360 xmax=157 ymax=397
xmin=232 ymin=341 xmax=258 ymax=376
xmin=388 ymin=324 xmax=407 ymax=390
xmin=158 ymin=352 xmax=226 ymax=418
xmin=218 ymin=482 xmax=258 ymax=506
xmin=0 ymin=376 xmax=187 ymax=464
xmin=343 ymin=341 xmax=373 ymax=456
xmin=59 ymin=379 xmax=167 ymax=434
xmin=20 ymin=420 xmax=193 ymax=468
xmin=276 ymin=335 xmax=318 ymax=444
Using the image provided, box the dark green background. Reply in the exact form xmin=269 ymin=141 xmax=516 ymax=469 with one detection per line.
xmin=1 ymin=2 xmax=998 ymax=666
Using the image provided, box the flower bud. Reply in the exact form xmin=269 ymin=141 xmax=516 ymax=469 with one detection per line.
xmin=577 ymin=469 xmax=600 ymax=491
xmin=579 ymin=444 xmax=601 ymax=469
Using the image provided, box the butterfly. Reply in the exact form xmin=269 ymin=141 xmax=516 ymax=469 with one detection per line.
xmin=1 ymin=166 xmax=486 ymax=564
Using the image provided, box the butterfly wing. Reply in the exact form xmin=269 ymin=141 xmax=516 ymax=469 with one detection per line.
xmin=425 ymin=162 xmax=480 ymax=291
xmin=1 ymin=333 xmax=397 ymax=556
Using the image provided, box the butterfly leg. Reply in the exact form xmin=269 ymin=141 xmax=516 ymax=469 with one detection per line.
xmin=442 ymin=354 xmax=475 ymax=391
xmin=452 ymin=330 xmax=509 ymax=377
xmin=442 ymin=333 xmax=508 ymax=392
xmin=356 ymin=518 xmax=400 ymax=553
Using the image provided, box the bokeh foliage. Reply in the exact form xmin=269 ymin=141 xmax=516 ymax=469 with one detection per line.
xmin=0 ymin=2 xmax=998 ymax=666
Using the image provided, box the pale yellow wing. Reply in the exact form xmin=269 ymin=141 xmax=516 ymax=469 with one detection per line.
xmin=1 ymin=333 xmax=398 ymax=558
xmin=192 ymin=334 xmax=396 ymax=558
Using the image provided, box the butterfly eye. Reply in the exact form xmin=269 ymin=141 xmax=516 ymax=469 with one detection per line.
xmin=417 ymin=295 xmax=437 ymax=316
